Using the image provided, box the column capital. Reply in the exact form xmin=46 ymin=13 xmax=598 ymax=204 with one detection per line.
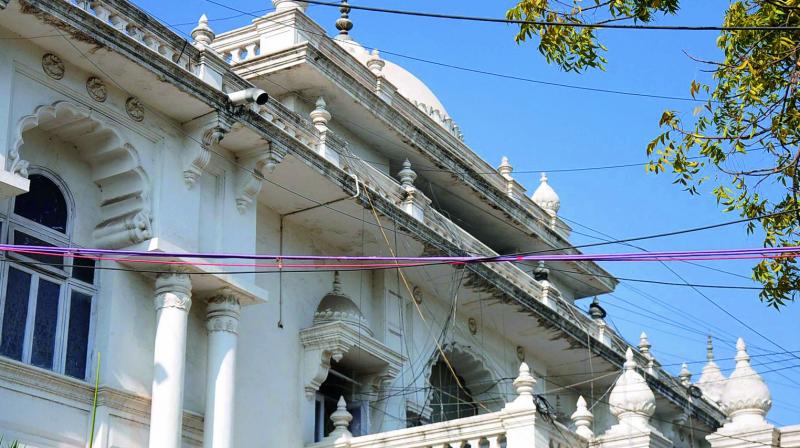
xmin=206 ymin=290 xmax=241 ymax=334
xmin=155 ymin=270 xmax=192 ymax=311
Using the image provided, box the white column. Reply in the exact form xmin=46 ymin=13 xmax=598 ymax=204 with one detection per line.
xmin=203 ymin=292 xmax=241 ymax=448
xmin=149 ymin=270 xmax=192 ymax=448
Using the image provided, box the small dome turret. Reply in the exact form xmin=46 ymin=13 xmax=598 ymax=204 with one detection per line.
xmin=696 ymin=335 xmax=726 ymax=404
xmin=532 ymin=172 xmax=560 ymax=215
xmin=720 ymin=338 xmax=771 ymax=426
xmin=313 ymin=271 xmax=372 ymax=336
xmin=609 ymin=348 xmax=656 ymax=429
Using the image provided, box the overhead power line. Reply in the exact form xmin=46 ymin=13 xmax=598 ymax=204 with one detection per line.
xmin=202 ymin=0 xmax=706 ymax=103
xmin=300 ymin=0 xmax=800 ymax=32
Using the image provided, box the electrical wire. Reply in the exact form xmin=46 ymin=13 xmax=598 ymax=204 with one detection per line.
xmin=299 ymin=0 xmax=800 ymax=32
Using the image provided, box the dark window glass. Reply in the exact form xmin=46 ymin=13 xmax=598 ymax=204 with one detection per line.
xmin=30 ymin=279 xmax=60 ymax=369
xmin=13 ymin=231 xmax=63 ymax=269
xmin=65 ymin=291 xmax=91 ymax=379
xmin=0 ymin=268 xmax=32 ymax=360
xmin=71 ymin=256 xmax=95 ymax=284
xmin=14 ymin=174 xmax=68 ymax=233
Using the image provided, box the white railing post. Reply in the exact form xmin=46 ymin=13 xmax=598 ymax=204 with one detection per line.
xmin=501 ymin=363 xmax=538 ymax=448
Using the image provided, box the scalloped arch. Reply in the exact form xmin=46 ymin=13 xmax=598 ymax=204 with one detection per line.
xmin=420 ymin=341 xmax=506 ymax=415
xmin=11 ymin=101 xmax=153 ymax=248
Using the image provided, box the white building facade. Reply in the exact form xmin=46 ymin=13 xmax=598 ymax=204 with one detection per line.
xmin=0 ymin=0 xmax=796 ymax=447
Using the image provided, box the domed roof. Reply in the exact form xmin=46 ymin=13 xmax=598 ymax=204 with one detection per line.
xmin=720 ymin=338 xmax=771 ymax=424
xmin=696 ymin=336 xmax=726 ymax=404
xmin=313 ymin=272 xmax=372 ymax=336
xmin=532 ymin=172 xmax=560 ymax=215
xmin=335 ymin=39 xmax=462 ymax=139
xmin=608 ymin=348 xmax=656 ymax=427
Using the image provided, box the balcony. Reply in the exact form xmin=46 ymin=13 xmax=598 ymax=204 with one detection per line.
xmin=308 ymin=363 xmax=586 ymax=448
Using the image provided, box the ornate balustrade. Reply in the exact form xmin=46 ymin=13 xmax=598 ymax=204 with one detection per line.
xmin=308 ymin=363 xmax=586 ymax=448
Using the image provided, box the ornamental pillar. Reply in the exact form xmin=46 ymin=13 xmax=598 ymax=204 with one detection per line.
xmin=149 ymin=270 xmax=193 ymax=448
xmin=203 ymin=292 xmax=241 ymax=448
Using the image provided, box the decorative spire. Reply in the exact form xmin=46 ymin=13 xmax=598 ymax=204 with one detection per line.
xmin=720 ymin=338 xmax=771 ymax=426
xmin=608 ymin=348 xmax=656 ymax=429
xmin=571 ymin=396 xmax=594 ymax=440
xmin=505 ymin=362 xmax=537 ymax=410
xmin=328 ymin=396 xmax=353 ymax=439
xmin=679 ymin=363 xmax=692 ymax=387
xmin=398 ymin=159 xmax=417 ymax=189
xmin=332 ymin=270 xmax=342 ymax=294
xmin=335 ymin=0 xmax=353 ymax=38
xmin=531 ymin=172 xmax=560 ymax=216
xmin=498 ymin=156 xmax=513 ymax=179
xmin=639 ymin=332 xmax=652 ymax=359
xmin=309 ymin=97 xmax=331 ymax=132
xmin=588 ymin=297 xmax=607 ymax=320
xmin=191 ymin=14 xmax=215 ymax=48
xmin=366 ymin=49 xmax=385 ymax=75
xmin=697 ymin=335 xmax=726 ymax=403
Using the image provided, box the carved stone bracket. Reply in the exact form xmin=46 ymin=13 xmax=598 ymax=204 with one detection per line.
xmin=182 ymin=113 xmax=232 ymax=188
xmin=299 ymin=321 xmax=403 ymax=400
xmin=235 ymin=142 xmax=286 ymax=213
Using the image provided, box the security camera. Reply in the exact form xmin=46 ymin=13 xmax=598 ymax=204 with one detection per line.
xmin=227 ymin=88 xmax=269 ymax=106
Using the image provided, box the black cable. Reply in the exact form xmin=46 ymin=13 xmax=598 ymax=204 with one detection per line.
xmin=300 ymin=0 xmax=800 ymax=32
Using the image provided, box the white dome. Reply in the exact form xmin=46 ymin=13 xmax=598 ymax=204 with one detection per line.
xmin=608 ymin=348 xmax=656 ymax=429
xmin=720 ymin=338 xmax=771 ymax=425
xmin=335 ymin=39 xmax=462 ymax=139
xmin=532 ymin=172 xmax=560 ymax=214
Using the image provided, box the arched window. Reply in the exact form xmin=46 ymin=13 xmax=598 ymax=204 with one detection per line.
xmin=428 ymin=358 xmax=479 ymax=423
xmin=0 ymin=172 xmax=95 ymax=380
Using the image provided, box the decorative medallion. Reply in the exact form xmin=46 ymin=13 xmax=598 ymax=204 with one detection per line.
xmin=125 ymin=97 xmax=144 ymax=122
xmin=516 ymin=345 xmax=526 ymax=363
xmin=412 ymin=286 xmax=423 ymax=305
xmin=467 ymin=317 xmax=478 ymax=335
xmin=85 ymin=76 xmax=107 ymax=102
xmin=42 ymin=53 xmax=65 ymax=80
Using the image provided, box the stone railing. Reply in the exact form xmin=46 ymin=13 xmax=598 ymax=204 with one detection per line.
xmin=308 ymin=363 xmax=585 ymax=448
xmin=66 ymin=0 xmax=198 ymax=73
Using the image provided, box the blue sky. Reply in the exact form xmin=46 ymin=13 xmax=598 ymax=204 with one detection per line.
xmin=134 ymin=0 xmax=800 ymax=424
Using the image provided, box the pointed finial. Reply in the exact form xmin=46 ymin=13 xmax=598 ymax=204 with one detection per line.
xmin=366 ymin=49 xmax=385 ymax=74
xmin=706 ymin=335 xmax=715 ymax=362
xmin=310 ymin=96 xmax=331 ymax=131
xmin=328 ymin=396 xmax=353 ymax=438
xmin=498 ymin=156 xmax=513 ymax=177
xmin=191 ymin=14 xmax=215 ymax=47
xmin=639 ymin=332 xmax=651 ymax=353
xmin=609 ymin=347 xmax=656 ymax=428
xmin=332 ymin=271 xmax=342 ymax=294
xmin=398 ymin=159 xmax=417 ymax=189
xmin=505 ymin=362 xmax=537 ymax=410
xmin=624 ymin=347 xmax=636 ymax=370
xmin=336 ymin=0 xmax=353 ymax=37
xmin=571 ymin=395 xmax=594 ymax=440
xmin=679 ymin=362 xmax=692 ymax=387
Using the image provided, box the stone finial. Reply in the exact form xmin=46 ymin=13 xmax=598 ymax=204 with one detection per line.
xmin=272 ymin=0 xmax=307 ymax=12
xmin=398 ymin=159 xmax=417 ymax=189
xmin=366 ymin=49 xmax=385 ymax=74
xmin=328 ymin=396 xmax=353 ymax=439
xmin=505 ymin=362 xmax=537 ymax=410
xmin=335 ymin=0 xmax=353 ymax=38
xmin=571 ymin=395 xmax=594 ymax=440
xmin=531 ymin=172 xmax=560 ymax=216
xmin=191 ymin=14 xmax=215 ymax=47
xmin=533 ymin=261 xmax=549 ymax=282
xmin=332 ymin=270 xmax=342 ymax=294
xmin=310 ymin=97 xmax=331 ymax=132
xmin=639 ymin=332 xmax=652 ymax=359
xmin=588 ymin=297 xmax=607 ymax=320
xmin=720 ymin=338 xmax=771 ymax=426
xmin=609 ymin=348 xmax=656 ymax=429
xmin=679 ymin=362 xmax=692 ymax=387
xmin=697 ymin=335 xmax=726 ymax=403
xmin=498 ymin=156 xmax=513 ymax=178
